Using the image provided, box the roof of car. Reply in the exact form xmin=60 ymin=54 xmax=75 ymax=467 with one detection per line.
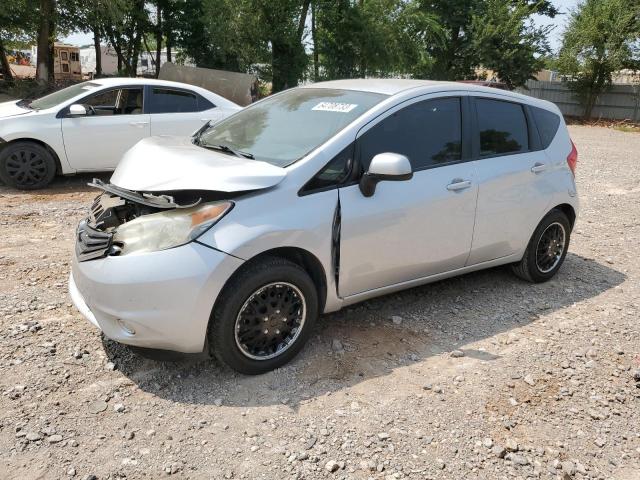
xmin=301 ymin=78 xmax=540 ymax=106
xmin=91 ymin=77 xmax=197 ymax=88
xmin=302 ymin=78 xmax=560 ymax=113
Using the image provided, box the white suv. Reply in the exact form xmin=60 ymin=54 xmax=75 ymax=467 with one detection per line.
xmin=70 ymin=79 xmax=579 ymax=374
xmin=0 ymin=78 xmax=240 ymax=189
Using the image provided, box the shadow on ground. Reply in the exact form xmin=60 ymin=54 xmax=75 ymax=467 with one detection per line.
xmin=102 ymin=252 xmax=624 ymax=408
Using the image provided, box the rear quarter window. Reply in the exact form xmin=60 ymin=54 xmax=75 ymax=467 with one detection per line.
xmin=531 ymin=106 xmax=561 ymax=149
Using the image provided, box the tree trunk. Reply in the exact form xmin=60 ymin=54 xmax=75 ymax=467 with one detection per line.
xmin=155 ymin=3 xmax=162 ymax=77
xmin=312 ymin=1 xmax=318 ymax=81
xmin=47 ymin=15 xmax=55 ymax=83
xmin=271 ymin=41 xmax=289 ymax=93
xmin=163 ymin=8 xmax=172 ymax=63
xmin=142 ymin=35 xmax=156 ymax=74
xmin=92 ymin=26 xmax=102 ymax=77
xmin=0 ymin=38 xmax=14 ymax=84
xmin=297 ymin=0 xmax=311 ymax=41
xmin=36 ymin=0 xmax=55 ymax=84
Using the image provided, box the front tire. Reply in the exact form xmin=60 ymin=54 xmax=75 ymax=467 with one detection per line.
xmin=0 ymin=141 xmax=56 ymax=190
xmin=511 ymin=209 xmax=571 ymax=283
xmin=209 ymin=257 xmax=318 ymax=375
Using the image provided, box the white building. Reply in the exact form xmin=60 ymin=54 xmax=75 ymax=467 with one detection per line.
xmin=79 ymin=45 xmax=118 ymax=77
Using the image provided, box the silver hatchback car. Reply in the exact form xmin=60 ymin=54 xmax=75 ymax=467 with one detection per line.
xmin=70 ymin=79 xmax=579 ymax=374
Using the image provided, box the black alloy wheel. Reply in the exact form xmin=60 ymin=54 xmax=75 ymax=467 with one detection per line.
xmin=234 ymin=282 xmax=306 ymax=360
xmin=209 ymin=257 xmax=318 ymax=375
xmin=535 ymin=222 xmax=566 ymax=273
xmin=511 ymin=209 xmax=572 ymax=283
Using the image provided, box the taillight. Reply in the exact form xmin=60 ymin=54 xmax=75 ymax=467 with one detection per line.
xmin=567 ymin=140 xmax=578 ymax=176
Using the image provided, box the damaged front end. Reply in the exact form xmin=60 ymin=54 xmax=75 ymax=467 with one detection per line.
xmin=76 ymin=178 xmax=235 ymax=261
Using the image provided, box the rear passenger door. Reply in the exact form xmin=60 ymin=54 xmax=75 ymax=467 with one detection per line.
xmin=467 ymin=96 xmax=553 ymax=265
xmin=147 ymin=86 xmax=222 ymax=137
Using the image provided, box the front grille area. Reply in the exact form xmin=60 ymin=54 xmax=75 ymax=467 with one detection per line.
xmin=76 ymin=220 xmax=113 ymax=262
xmin=89 ymin=195 xmax=104 ymax=225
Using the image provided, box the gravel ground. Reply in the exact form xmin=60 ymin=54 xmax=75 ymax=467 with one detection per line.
xmin=0 ymin=125 xmax=639 ymax=480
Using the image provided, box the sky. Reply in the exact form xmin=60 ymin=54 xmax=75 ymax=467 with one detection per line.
xmin=63 ymin=0 xmax=581 ymax=53
xmin=532 ymin=0 xmax=580 ymax=52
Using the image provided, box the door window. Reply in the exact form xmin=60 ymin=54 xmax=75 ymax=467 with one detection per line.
xmin=476 ymin=98 xmax=528 ymax=157
xmin=357 ymin=97 xmax=462 ymax=171
xmin=81 ymin=88 xmax=144 ymax=116
xmin=147 ymin=88 xmax=200 ymax=113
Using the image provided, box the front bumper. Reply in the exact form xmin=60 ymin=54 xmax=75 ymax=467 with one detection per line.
xmin=69 ymin=242 xmax=243 ymax=353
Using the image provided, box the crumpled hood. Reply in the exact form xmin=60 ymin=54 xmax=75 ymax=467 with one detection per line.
xmin=0 ymin=100 xmax=33 ymax=118
xmin=110 ymin=136 xmax=287 ymax=192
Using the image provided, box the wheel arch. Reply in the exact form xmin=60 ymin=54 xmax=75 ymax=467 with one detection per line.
xmin=553 ymin=203 xmax=576 ymax=229
xmin=212 ymin=246 xmax=328 ymax=320
xmin=1 ymin=137 xmax=64 ymax=175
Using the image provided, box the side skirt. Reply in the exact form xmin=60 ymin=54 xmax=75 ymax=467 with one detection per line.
xmin=341 ymin=252 xmax=522 ymax=307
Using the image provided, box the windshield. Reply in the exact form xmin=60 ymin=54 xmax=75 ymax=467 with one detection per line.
xmin=199 ymin=88 xmax=387 ymax=167
xmin=29 ymin=82 xmax=102 ymax=110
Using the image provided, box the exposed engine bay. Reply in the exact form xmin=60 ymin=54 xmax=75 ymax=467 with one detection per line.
xmin=87 ymin=178 xmax=202 ymax=231
xmin=76 ymin=178 xmax=239 ymax=261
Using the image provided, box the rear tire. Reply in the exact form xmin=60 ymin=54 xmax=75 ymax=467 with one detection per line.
xmin=0 ymin=141 xmax=57 ymax=190
xmin=209 ymin=257 xmax=318 ymax=375
xmin=511 ymin=209 xmax=571 ymax=283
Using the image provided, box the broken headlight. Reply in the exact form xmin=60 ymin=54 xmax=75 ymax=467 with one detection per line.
xmin=112 ymin=201 xmax=233 ymax=255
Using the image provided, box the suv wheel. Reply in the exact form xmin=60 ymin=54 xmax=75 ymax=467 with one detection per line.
xmin=209 ymin=257 xmax=318 ymax=374
xmin=512 ymin=209 xmax=571 ymax=283
xmin=0 ymin=141 xmax=57 ymax=190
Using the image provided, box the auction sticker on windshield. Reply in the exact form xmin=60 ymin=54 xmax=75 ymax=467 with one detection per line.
xmin=312 ymin=102 xmax=358 ymax=113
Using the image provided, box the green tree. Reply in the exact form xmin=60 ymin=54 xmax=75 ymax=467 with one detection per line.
xmin=0 ymin=0 xmax=36 ymax=84
xmin=470 ymin=0 xmax=551 ymax=89
xmin=253 ymin=0 xmax=311 ymax=92
xmin=314 ymin=0 xmax=443 ymax=80
xmin=414 ymin=0 xmax=557 ymax=84
xmin=175 ymin=0 xmax=262 ymax=72
xmin=176 ymin=0 xmax=310 ymax=92
xmin=558 ymin=0 xmax=640 ymax=118
xmin=99 ymin=0 xmax=148 ymax=76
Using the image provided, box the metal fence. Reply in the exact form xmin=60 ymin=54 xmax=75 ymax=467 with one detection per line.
xmin=516 ymin=80 xmax=640 ymax=121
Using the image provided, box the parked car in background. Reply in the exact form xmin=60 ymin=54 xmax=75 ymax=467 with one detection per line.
xmin=0 ymin=78 xmax=240 ymax=189
xmin=69 ymin=79 xmax=579 ymax=374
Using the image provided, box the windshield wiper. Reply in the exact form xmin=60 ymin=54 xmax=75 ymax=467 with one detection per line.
xmin=16 ymin=99 xmax=34 ymax=110
xmin=203 ymin=143 xmax=255 ymax=159
xmin=192 ymin=120 xmax=211 ymax=146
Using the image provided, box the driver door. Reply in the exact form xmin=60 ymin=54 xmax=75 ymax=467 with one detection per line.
xmin=61 ymin=87 xmax=150 ymax=171
xmin=338 ymin=96 xmax=478 ymax=297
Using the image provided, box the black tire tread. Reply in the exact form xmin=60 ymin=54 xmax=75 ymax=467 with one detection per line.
xmin=511 ymin=208 xmax=571 ymax=283
xmin=0 ymin=141 xmax=56 ymax=190
xmin=209 ymin=256 xmax=318 ymax=375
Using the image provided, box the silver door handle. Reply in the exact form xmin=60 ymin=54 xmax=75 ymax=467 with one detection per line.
xmin=129 ymin=121 xmax=149 ymax=127
xmin=531 ymin=162 xmax=547 ymax=173
xmin=446 ymin=179 xmax=472 ymax=191
xmin=200 ymin=118 xmax=211 ymax=122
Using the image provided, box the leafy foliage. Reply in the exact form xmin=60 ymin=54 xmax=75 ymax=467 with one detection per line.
xmin=557 ymin=0 xmax=640 ymax=118
xmin=1 ymin=0 xmax=596 ymax=95
xmin=470 ymin=0 xmax=551 ymax=89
